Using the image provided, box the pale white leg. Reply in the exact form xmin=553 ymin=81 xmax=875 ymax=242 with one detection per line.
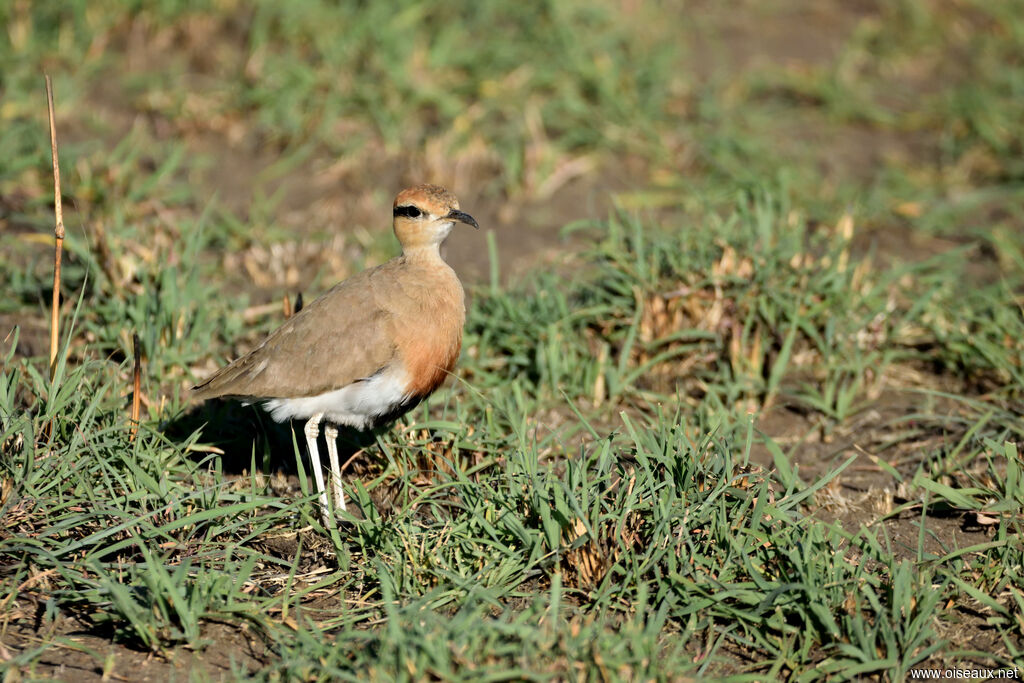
xmin=303 ymin=412 xmax=331 ymax=526
xmin=323 ymin=424 xmax=347 ymax=513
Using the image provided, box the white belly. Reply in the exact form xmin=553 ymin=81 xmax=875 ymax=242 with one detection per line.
xmin=259 ymin=370 xmax=411 ymax=430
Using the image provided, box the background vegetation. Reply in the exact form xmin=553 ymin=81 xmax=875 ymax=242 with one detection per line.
xmin=2 ymin=0 xmax=1022 ymax=679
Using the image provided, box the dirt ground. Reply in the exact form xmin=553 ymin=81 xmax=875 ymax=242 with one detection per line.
xmin=5 ymin=0 xmax=1017 ymax=678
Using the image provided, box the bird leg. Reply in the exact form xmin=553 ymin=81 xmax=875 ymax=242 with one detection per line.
xmin=303 ymin=412 xmax=332 ymax=527
xmin=323 ymin=423 xmax=347 ymax=513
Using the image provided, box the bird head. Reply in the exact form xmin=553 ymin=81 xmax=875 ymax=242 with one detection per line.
xmin=392 ymin=184 xmax=479 ymax=252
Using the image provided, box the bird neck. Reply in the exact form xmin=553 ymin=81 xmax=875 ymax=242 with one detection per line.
xmin=401 ymin=243 xmax=445 ymax=264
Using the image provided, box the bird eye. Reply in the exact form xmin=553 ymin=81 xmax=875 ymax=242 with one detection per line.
xmin=394 ymin=205 xmax=423 ymax=219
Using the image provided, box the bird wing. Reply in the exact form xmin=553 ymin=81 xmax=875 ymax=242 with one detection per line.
xmin=192 ymin=261 xmax=402 ymax=400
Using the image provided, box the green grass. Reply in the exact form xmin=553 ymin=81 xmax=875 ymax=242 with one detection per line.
xmin=4 ymin=198 xmax=1023 ymax=678
xmin=3 ymin=0 xmax=1024 ymax=680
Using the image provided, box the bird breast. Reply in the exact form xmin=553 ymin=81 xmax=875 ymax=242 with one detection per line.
xmin=389 ymin=264 xmax=465 ymax=399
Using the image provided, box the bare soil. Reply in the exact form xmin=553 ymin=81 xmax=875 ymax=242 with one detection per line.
xmin=7 ymin=0 xmax=1015 ymax=677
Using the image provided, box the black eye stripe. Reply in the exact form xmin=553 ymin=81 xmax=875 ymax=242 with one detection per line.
xmin=393 ymin=205 xmax=423 ymax=219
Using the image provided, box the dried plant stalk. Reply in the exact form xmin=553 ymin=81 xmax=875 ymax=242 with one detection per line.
xmin=130 ymin=333 xmax=141 ymax=442
xmin=45 ymin=75 xmax=65 ymax=380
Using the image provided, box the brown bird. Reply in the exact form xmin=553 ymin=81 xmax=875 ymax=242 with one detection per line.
xmin=193 ymin=184 xmax=478 ymax=524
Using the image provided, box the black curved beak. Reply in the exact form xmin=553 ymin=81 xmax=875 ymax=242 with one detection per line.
xmin=447 ymin=209 xmax=479 ymax=230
